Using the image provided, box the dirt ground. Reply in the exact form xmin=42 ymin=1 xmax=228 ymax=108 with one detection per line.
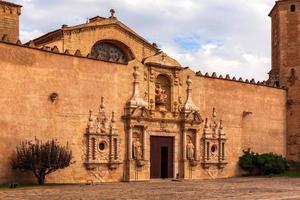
xmin=0 ymin=177 xmax=300 ymax=200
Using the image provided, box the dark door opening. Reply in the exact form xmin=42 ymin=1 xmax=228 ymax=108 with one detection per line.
xmin=161 ymin=146 xmax=168 ymax=178
xmin=150 ymin=136 xmax=173 ymax=179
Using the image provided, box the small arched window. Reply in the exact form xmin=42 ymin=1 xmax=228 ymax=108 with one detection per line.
xmin=291 ymin=5 xmax=296 ymax=12
xmin=91 ymin=41 xmax=131 ymax=64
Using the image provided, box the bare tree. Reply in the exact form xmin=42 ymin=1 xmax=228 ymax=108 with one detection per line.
xmin=11 ymin=139 xmax=73 ymax=185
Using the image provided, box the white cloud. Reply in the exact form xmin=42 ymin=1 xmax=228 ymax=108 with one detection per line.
xmin=12 ymin=0 xmax=276 ymax=81
xmin=20 ymin=29 xmax=43 ymax=42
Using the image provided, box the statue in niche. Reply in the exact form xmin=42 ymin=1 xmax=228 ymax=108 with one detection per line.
xmin=186 ymin=139 xmax=195 ymax=161
xmin=132 ymin=138 xmax=143 ymax=160
xmin=155 ymin=84 xmax=167 ymax=107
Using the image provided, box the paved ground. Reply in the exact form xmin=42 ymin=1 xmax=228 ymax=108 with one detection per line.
xmin=0 ymin=177 xmax=300 ymax=200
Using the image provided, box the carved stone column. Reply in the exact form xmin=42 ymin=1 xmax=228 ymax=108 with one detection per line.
xmin=128 ymin=125 xmax=133 ymax=160
xmin=195 ymin=129 xmax=199 ymax=161
xmin=143 ymin=126 xmax=148 ymax=161
xmin=182 ymin=130 xmax=187 ymax=161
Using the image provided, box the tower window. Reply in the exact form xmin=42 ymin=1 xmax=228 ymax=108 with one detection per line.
xmin=291 ymin=5 xmax=296 ymax=12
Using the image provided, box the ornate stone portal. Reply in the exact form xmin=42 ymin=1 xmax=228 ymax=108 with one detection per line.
xmin=120 ymin=55 xmax=227 ymax=181
xmin=83 ymin=54 xmax=227 ymax=181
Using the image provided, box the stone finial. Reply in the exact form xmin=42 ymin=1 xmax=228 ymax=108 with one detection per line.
xmin=196 ymin=71 xmax=202 ymax=76
xmin=181 ymin=76 xmax=199 ymax=113
xmin=89 ymin=109 xmax=93 ymax=121
xmin=219 ymin=120 xmax=223 ymax=129
xmin=212 ymin=72 xmax=217 ymax=78
xmin=96 ymin=97 xmax=107 ymax=132
xmin=204 ymin=118 xmax=209 ymax=128
xmin=212 ymin=107 xmax=217 ymax=118
xmin=245 ymin=79 xmax=249 ymax=83
xmin=74 ymin=50 xmax=82 ymax=56
xmin=64 ymin=49 xmax=70 ymax=55
xmin=127 ymin=66 xmax=148 ymax=108
xmin=225 ymin=74 xmax=230 ymax=79
xmin=109 ymin=9 xmax=116 ymax=18
xmin=111 ymin=111 xmax=116 ymax=123
xmin=88 ymin=109 xmax=94 ymax=130
xmin=28 ymin=40 xmax=35 ymax=47
xmin=100 ymin=96 xmax=105 ymax=110
xmin=239 ymin=77 xmax=243 ymax=82
xmin=205 ymin=72 xmax=210 ymax=77
xmin=219 ymin=75 xmax=223 ymax=79
xmin=232 ymin=77 xmax=236 ymax=81
xmin=16 ymin=40 xmax=22 ymax=45
xmin=250 ymin=79 xmax=255 ymax=83
xmin=51 ymin=46 xmax=59 ymax=53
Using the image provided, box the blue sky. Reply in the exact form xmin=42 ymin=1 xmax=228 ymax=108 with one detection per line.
xmin=13 ymin=0 xmax=276 ymax=81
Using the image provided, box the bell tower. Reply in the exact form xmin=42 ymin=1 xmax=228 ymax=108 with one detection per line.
xmin=0 ymin=0 xmax=22 ymax=42
xmin=269 ymin=0 xmax=300 ymax=166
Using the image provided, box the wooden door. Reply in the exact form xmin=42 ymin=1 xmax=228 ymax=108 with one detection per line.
xmin=150 ymin=136 xmax=174 ymax=179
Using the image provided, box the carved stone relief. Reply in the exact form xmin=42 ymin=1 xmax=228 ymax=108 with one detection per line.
xmin=201 ymin=108 xmax=227 ymax=169
xmin=85 ymin=97 xmax=122 ymax=170
xmin=91 ymin=41 xmax=128 ymax=64
xmin=155 ymin=74 xmax=171 ymax=111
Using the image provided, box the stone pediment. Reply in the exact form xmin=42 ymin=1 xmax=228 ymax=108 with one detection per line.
xmin=32 ymin=16 xmax=157 ymax=52
xmin=143 ymin=52 xmax=182 ymax=69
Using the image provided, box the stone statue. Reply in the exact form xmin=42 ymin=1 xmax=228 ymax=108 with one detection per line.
xmin=133 ymin=138 xmax=143 ymax=160
xmin=186 ymin=139 xmax=195 ymax=161
xmin=155 ymin=84 xmax=167 ymax=106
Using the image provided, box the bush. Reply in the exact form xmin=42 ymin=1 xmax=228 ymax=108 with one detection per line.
xmin=239 ymin=149 xmax=288 ymax=176
xmin=238 ymin=149 xmax=258 ymax=175
xmin=11 ymin=139 xmax=73 ymax=185
xmin=256 ymin=153 xmax=289 ymax=175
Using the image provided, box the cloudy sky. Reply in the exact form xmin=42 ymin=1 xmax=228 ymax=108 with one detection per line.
xmin=13 ymin=0 xmax=276 ymax=81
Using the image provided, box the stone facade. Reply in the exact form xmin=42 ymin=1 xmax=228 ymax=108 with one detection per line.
xmin=0 ymin=0 xmax=290 ymax=183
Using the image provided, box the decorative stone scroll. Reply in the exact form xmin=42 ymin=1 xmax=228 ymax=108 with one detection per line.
xmin=85 ymin=97 xmax=121 ymax=170
xmin=201 ymin=108 xmax=227 ymax=169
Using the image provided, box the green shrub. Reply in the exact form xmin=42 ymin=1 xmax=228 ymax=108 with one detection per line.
xmin=238 ymin=149 xmax=258 ymax=175
xmin=239 ymin=149 xmax=288 ymax=176
xmin=256 ymin=153 xmax=288 ymax=175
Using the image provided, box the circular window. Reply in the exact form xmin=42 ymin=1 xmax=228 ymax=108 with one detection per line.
xmin=99 ymin=142 xmax=106 ymax=151
xmin=211 ymin=145 xmax=217 ymax=153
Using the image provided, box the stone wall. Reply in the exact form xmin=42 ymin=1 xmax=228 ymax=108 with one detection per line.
xmin=0 ymin=41 xmax=287 ymax=183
